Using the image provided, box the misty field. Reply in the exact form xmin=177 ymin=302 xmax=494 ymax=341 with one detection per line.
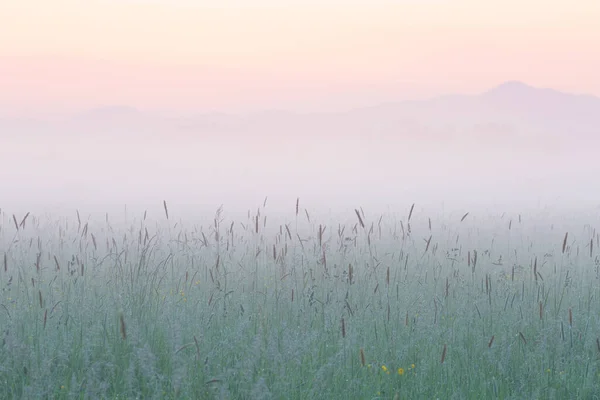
xmin=1 ymin=202 xmax=600 ymax=399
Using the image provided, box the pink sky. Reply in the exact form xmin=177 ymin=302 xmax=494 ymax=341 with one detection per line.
xmin=1 ymin=0 xmax=599 ymax=115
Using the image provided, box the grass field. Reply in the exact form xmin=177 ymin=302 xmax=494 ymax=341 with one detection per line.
xmin=1 ymin=201 xmax=599 ymax=399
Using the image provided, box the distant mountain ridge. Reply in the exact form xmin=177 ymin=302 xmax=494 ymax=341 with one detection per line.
xmin=2 ymin=81 xmax=599 ymax=138
xmin=348 ymin=81 xmax=600 ymax=137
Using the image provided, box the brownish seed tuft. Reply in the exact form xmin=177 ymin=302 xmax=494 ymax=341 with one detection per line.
xmin=441 ymin=344 xmax=447 ymax=364
xmin=120 ymin=314 xmax=127 ymax=340
xmin=488 ymin=336 xmax=494 ymax=348
xmin=360 ymin=348 xmax=366 ymax=367
xmin=569 ymin=308 xmax=573 ymax=327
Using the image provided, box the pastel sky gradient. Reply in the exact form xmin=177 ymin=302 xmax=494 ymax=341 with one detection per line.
xmin=1 ymin=0 xmax=599 ymax=115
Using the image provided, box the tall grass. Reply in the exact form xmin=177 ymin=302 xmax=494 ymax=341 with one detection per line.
xmin=0 ymin=202 xmax=599 ymax=399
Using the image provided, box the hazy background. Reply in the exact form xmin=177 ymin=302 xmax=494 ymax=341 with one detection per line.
xmin=1 ymin=0 xmax=599 ymax=220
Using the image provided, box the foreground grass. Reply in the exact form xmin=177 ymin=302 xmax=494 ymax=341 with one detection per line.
xmin=1 ymin=204 xmax=599 ymax=399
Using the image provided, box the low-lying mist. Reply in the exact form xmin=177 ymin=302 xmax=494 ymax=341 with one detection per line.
xmin=1 ymin=121 xmax=598 ymax=222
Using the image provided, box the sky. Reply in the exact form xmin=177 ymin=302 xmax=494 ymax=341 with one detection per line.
xmin=1 ymin=0 xmax=600 ymax=115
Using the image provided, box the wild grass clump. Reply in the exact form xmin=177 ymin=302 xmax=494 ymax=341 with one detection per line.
xmin=0 ymin=202 xmax=599 ymax=399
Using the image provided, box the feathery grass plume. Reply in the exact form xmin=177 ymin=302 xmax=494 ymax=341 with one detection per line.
xmin=38 ymin=290 xmax=43 ymax=308
xmin=12 ymin=214 xmax=18 ymax=231
xmin=441 ymin=344 xmax=447 ymax=363
xmin=193 ymin=335 xmax=200 ymax=361
xmin=354 ymin=209 xmax=365 ymax=229
xmin=539 ymin=302 xmax=543 ymax=320
xmin=163 ymin=200 xmax=169 ymax=220
xmin=562 ymin=232 xmax=568 ymax=253
xmin=424 ymin=234 xmax=432 ymax=254
xmin=318 ymin=225 xmax=323 ymax=248
xmin=341 ymin=318 xmax=346 ymax=338
xmin=408 ymin=203 xmax=415 ymax=221
xmin=43 ymin=309 xmax=47 ymax=329
xmin=3 ymin=253 xmax=6 ymax=272
xmin=445 ymin=277 xmax=449 ymax=298
xmin=488 ymin=336 xmax=494 ymax=348
xmin=348 ymin=264 xmax=353 ymax=284
xmin=19 ymin=212 xmax=30 ymax=229
xmin=76 ymin=209 xmax=81 ymax=231
xmin=460 ymin=212 xmax=469 ymax=222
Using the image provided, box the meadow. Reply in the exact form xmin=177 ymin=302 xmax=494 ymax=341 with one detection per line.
xmin=1 ymin=201 xmax=599 ymax=399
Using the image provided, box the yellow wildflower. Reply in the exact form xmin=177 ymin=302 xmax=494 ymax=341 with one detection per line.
xmin=398 ymin=368 xmax=405 ymax=376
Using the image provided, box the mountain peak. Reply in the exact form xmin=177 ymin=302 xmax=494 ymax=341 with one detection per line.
xmin=483 ymin=81 xmax=537 ymax=96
